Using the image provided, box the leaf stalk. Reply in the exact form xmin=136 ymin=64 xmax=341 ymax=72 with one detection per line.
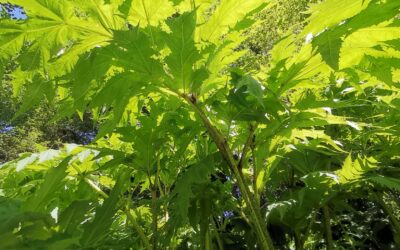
xmin=181 ymin=93 xmax=275 ymax=250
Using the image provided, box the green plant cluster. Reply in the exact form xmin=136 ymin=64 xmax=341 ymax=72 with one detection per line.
xmin=0 ymin=82 xmax=97 ymax=163
xmin=0 ymin=0 xmax=400 ymax=249
xmin=0 ymin=3 xmax=97 ymax=163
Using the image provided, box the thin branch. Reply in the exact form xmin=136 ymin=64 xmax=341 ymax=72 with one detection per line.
xmin=251 ymin=147 xmax=260 ymax=207
xmin=84 ymin=177 xmax=109 ymax=199
xmin=238 ymin=123 xmax=258 ymax=172
xmin=79 ymin=173 xmax=152 ymax=250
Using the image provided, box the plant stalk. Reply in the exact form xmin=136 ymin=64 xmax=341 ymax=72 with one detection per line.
xmin=238 ymin=123 xmax=258 ymax=173
xmin=182 ymin=94 xmax=274 ymax=250
xmin=251 ymin=147 xmax=260 ymax=207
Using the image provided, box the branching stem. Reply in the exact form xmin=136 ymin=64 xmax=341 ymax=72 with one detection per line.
xmin=238 ymin=123 xmax=258 ymax=173
xmin=181 ymin=94 xmax=274 ymax=250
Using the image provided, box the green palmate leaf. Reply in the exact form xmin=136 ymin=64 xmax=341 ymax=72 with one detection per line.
xmin=163 ymin=11 xmax=203 ymax=92
xmin=58 ymin=200 xmax=91 ymax=234
xmin=110 ymin=28 xmax=162 ymax=79
xmin=175 ymin=0 xmax=214 ymax=21
xmin=267 ymin=172 xmax=338 ymax=229
xmin=270 ymin=35 xmax=296 ymax=64
xmin=217 ymin=70 xmax=269 ymax=122
xmin=69 ymin=49 xmax=112 ymax=108
xmin=89 ymin=73 xmax=140 ymax=109
xmin=81 ymin=171 xmax=130 ymax=247
xmin=340 ymin=26 xmax=400 ymax=69
xmin=312 ymin=0 xmax=400 ymax=70
xmin=268 ymin=43 xmax=332 ymax=96
xmin=197 ymin=0 xmax=266 ymax=44
xmin=302 ymin=0 xmax=370 ymax=37
xmin=312 ymin=31 xmax=342 ymax=70
xmin=0 ymin=20 xmax=26 ymax=59
xmin=127 ymin=0 xmax=175 ymax=27
xmin=77 ymin=0 xmax=126 ymax=30
xmin=93 ymin=73 xmax=144 ymax=139
xmin=0 ymin=197 xmax=55 ymax=248
xmin=121 ymin=113 xmax=169 ymax=171
xmin=0 ymin=1 xmax=114 ymax=58
xmin=360 ymin=56 xmax=396 ymax=86
xmin=0 ymin=0 xmax=115 ymax=91
xmin=337 ymin=155 xmax=377 ymax=184
xmin=369 ymin=176 xmax=400 ymax=192
xmin=23 ymin=157 xmax=72 ymax=212
xmin=109 ymin=0 xmax=133 ymax=18
xmin=14 ymin=77 xmax=55 ymax=119
xmin=201 ymin=32 xmax=247 ymax=94
xmin=48 ymin=35 xmax=110 ymax=77
xmin=283 ymin=108 xmax=361 ymax=131
xmin=290 ymin=129 xmax=345 ymax=153
xmin=0 ymin=0 xmax=81 ymax=68
xmin=168 ymin=155 xmax=215 ymax=232
xmin=234 ymin=72 xmax=265 ymax=107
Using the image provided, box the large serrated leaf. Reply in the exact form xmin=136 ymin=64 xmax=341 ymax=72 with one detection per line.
xmin=13 ymin=77 xmax=55 ymax=119
xmin=369 ymin=176 xmax=400 ymax=192
xmin=23 ymin=156 xmax=72 ymax=212
xmin=197 ymin=0 xmax=266 ymax=44
xmin=168 ymin=155 xmax=215 ymax=233
xmin=80 ymin=171 xmax=130 ymax=247
xmin=163 ymin=11 xmax=201 ymax=92
xmin=58 ymin=200 xmax=91 ymax=234
xmin=127 ymin=0 xmax=175 ymax=27
xmin=301 ymin=0 xmax=370 ymax=36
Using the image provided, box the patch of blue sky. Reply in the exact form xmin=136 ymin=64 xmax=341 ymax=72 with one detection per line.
xmin=1 ymin=5 xmax=27 ymax=20
xmin=10 ymin=7 xmax=26 ymax=19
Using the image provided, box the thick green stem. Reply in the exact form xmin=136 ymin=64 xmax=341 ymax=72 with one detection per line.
xmin=182 ymin=94 xmax=274 ymax=250
xmin=84 ymin=177 xmax=109 ymax=199
xmin=238 ymin=123 xmax=258 ymax=172
xmin=252 ymin=147 xmax=260 ymax=207
xmin=323 ymin=206 xmax=333 ymax=250
xmin=205 ymin=229 xmax=212 ymax=250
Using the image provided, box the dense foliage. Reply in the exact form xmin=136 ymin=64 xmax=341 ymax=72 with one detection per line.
xmin=0 ymin=82 xmax=97 ymax=163
xmin=0 ymin=3 xmax=96 ymax=163
xmin=1 ymin=0 xmax=400 ymax=249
